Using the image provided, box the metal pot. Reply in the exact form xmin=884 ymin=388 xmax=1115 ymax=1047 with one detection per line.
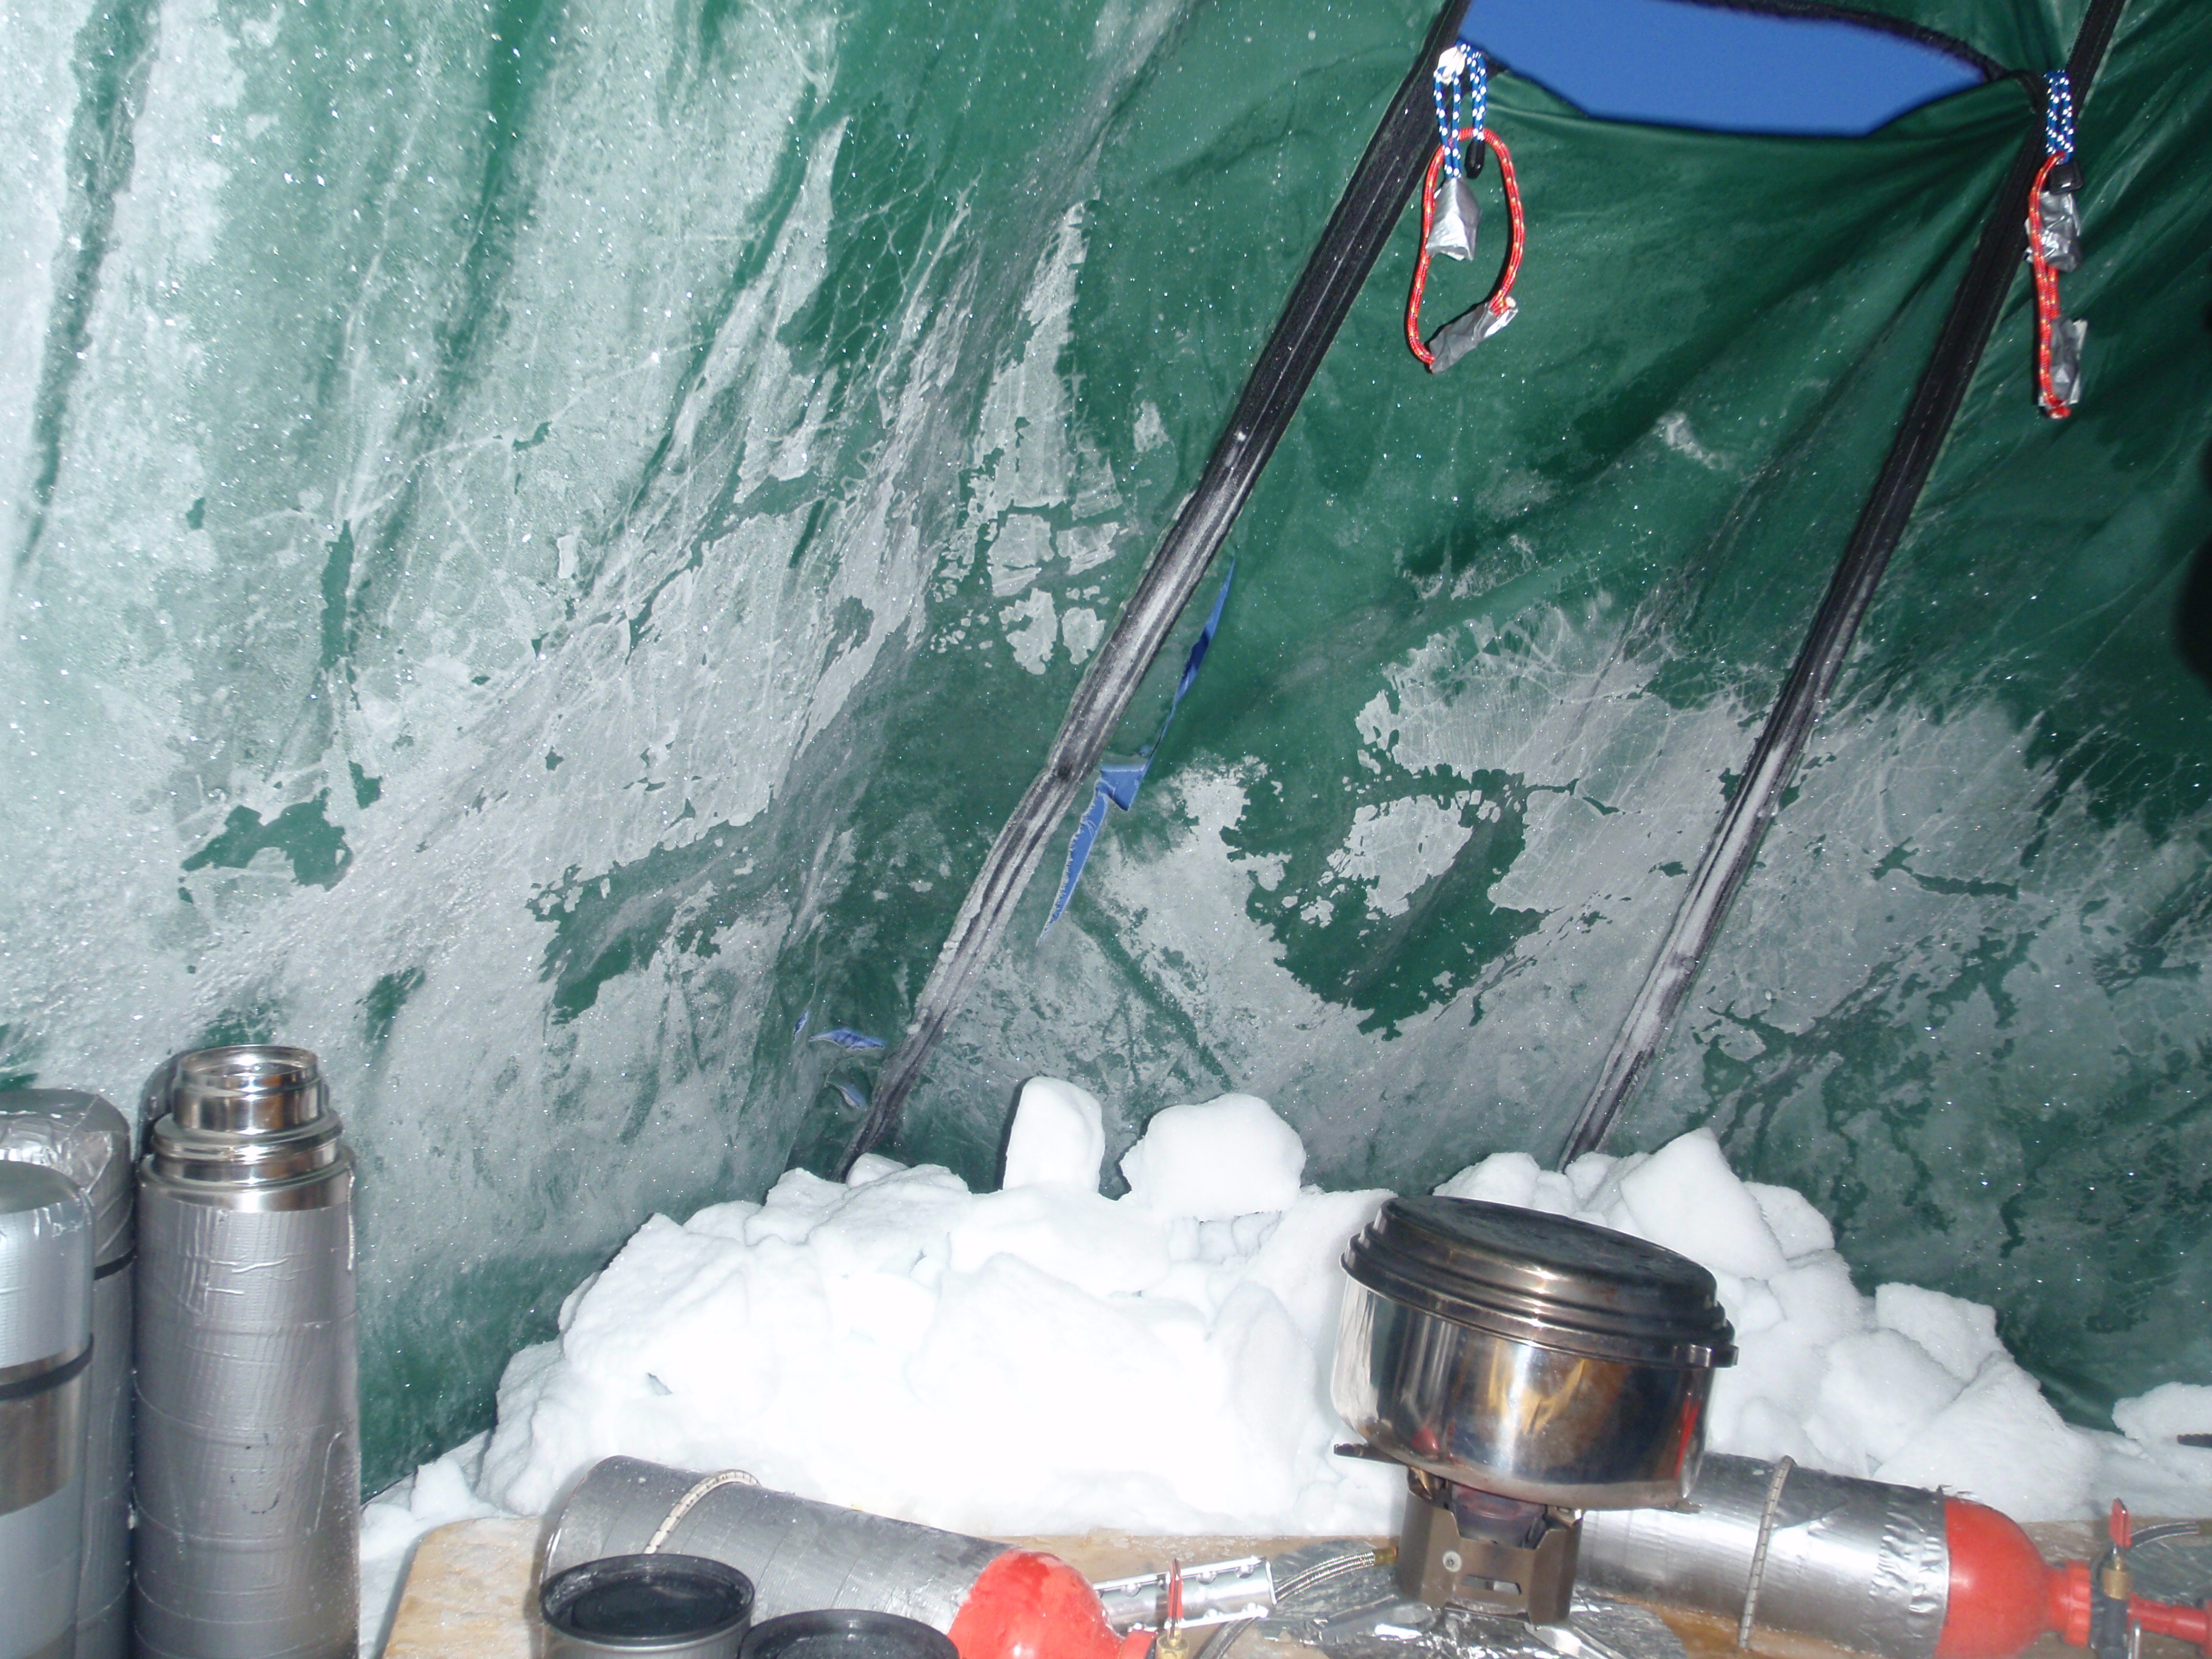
xmin=1330 ymin=1198 xmax=1735 ymax=1509
xmin=541 ymin=1554 xmax=756 ymax=1659
xmin=741 ymin=1611 xmax=958 ymax=1659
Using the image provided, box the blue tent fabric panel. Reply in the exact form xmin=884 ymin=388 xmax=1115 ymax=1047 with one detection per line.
xmin=1460 ymin=0 xmax=1988 ymax=135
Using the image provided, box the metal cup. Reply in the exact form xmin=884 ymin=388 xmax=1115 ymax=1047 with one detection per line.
xmin=541 ymin=1555 xmax=756 ymax=1659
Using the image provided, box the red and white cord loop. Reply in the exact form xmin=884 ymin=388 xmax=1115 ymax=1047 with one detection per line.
xmin=2030 ymin=70 xmax=2077 ymax=419
xmin=1406 ymin=127 xmax=1524 ymax=368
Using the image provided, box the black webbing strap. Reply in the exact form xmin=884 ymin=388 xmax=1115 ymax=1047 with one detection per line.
xmin=837 ymin=1 xmax=1470 ymax=1175
xmin=1556 ymin=0 xmax=2131 ymax=1165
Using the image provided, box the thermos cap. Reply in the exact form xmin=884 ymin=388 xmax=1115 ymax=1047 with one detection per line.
xmin=0 ymin=1161 xmax=93 ymax=1370
xmin=146 ymin=1046 xmax=346 ymax=1193
xmin=167 ymin=1046 xmax=328 ymax=1133
xmin=0 ymin=1088 xmax=133 ymax=1267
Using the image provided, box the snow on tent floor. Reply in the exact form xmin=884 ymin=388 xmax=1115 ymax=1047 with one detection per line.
xmin=360 ymin=1083 xmax=2212 ymax=1646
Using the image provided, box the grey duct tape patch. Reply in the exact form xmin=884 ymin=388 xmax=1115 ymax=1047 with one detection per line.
xmin=1426 ymin=298 xmax=1516 ymax=374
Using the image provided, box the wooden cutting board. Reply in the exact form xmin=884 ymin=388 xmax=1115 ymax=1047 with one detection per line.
xmin=379 ymin=1519 xmax=2199 ymax=1659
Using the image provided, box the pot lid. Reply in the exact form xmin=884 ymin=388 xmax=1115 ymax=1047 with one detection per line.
xmin=1343 ymin=1197 xmax=1736 ymax=1368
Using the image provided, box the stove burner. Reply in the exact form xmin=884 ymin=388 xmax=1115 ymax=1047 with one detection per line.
xmin=1397 ymin=1472 xmax=1580 ymax=1623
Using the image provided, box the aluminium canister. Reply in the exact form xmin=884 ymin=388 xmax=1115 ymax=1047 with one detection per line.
xmin=0 ymin=1090 xmax=136 ymax=1659
xmin=132 ymin=1047 xmax=358 ymax=1659
xmin=1331 ymin=1198 xmax=1736 ymax=1508
xmin=549 ymin=1459 xmax=1132 ymax=1659
xmin=548 ymin=1458 xmax=1008 ymax=1631
xmin=1578 ymin=1452 xmax=1952 ymax=1659
xmin=0 ymin=1161 xmax=95 ymax=1659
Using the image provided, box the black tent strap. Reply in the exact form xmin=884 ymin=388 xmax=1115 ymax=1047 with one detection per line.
xmin=1555 ymin=0 xmax=2130 ymax=1167
xmin=835 ymin=1 xmax=1470 ymax=1176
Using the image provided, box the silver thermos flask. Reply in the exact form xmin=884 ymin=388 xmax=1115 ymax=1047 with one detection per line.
xmin=0 ymin=1091 xmax=135 ymax=1659
xmin=132 ymin=1047 xmax=358 ymax=1659
xmin=0 ymin=1161 xmax=95 ymax=1659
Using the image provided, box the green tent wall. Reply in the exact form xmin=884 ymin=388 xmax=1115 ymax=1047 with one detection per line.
xmin=0 ymin=0 xmax=2204 ymax=1489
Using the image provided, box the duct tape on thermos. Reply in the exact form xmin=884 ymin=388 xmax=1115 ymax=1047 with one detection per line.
xmin=0 ymin=1090 xmax=135 ymax=1659
xmin=132 ymin=1047 xmax=358 ymax=1659
xmin=0 ymin=1161 xmax=95 ymax=1659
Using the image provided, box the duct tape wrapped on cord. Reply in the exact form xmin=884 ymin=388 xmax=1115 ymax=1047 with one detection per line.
xmin=1407 ymin=46 xmax=1525 ymax=373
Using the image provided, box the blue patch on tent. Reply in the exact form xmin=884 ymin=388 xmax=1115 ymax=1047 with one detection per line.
xmin=811 ymin=1027 xmax=886 ymax=1052
xmin=1045 ymin=563 xmax=1235 ymax=935
xmin=1458 ymin=0 xmax=1986 ymax=136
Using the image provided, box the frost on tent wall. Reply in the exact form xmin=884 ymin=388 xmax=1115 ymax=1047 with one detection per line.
xmin=0 ymin=0 xmax=1226 ymax=1487
xmin=4 ymin=0 xmax=2208 ymax=1498
xmin=882 ymin=35 xmax=2211 ymax=1438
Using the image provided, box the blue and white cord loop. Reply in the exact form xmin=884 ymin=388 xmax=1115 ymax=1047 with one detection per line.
xmin=2029 ymin=70 xmax=2085 ymax=417
xmin=1432 ymin=44 xmax=1486 ymax=179
xmin=2042 ymin=70 xmax=2076 ymax=162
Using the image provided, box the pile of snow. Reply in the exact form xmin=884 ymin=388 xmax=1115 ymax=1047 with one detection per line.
xmin=475 ymin=1081 xmax=1400 ymax=1535
xmin=1442 ymin=1134 xmax=2095 ymax=1521
xmin=357 ymin=1433 xmax=501 ymax=1655
xmin=360 ymin=1083 xmax=2212 ymax=1650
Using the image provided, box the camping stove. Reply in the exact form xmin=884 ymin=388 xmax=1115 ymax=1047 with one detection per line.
xmin=1330 ymin=1198 xmax=1735 ymax=1625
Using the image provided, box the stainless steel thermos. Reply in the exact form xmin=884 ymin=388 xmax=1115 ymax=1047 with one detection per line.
xmin=0 ymin=1091 xmax=135 ymax=1659
xmin=133 ymin=1047 xmax=358 ymax=1659
xmin=0 ymin=1160 xmax=95 ymax=1659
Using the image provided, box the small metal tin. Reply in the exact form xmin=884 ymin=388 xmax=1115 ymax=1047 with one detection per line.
xmin=741 ymin=1610 xmax=959 ymax=1659
xmin=1332 ymin=1198 xmax=1735 ymax=1507
xmin=543 ymin=1555 xmax=756 ymax=1659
